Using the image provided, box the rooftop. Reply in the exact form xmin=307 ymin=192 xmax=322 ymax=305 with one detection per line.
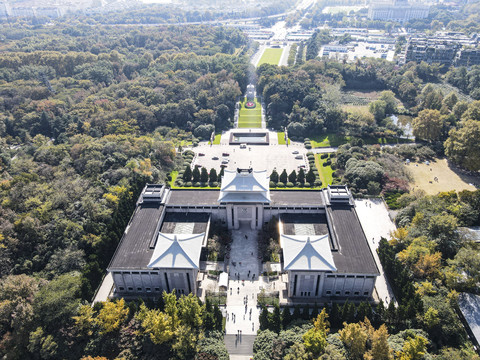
xmin=160 ymin=212 xmax=210 ymax=235
xmin=108 ymin=203 xmax=164 ymax=270
xmin=219 ymin=169 xmax=271 ymax=203
xmin=148 ymin=233 xmax=204 ymax=269
xmin=328 ymin=204 xmax=379 ymax=275
xmin=458 ymin=293 xmax=480 ymax=347
xmin=281 ymin=234 xmax=337 ymax=271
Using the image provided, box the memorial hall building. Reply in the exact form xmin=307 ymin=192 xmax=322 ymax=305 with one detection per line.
xmin=108 ymin=169 xmax=379 ymax=300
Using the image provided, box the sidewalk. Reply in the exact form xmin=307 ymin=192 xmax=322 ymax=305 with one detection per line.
xmin=354 ymin=198 xmax=396 ymax=305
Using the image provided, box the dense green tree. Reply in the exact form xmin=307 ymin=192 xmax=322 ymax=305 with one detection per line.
xmin=209 ymin=168 xmax=217 ymax=183
xmin=192 ymin=167 xmax=201 ymax=183
xmin=288 ymin=170 xmax=297 ymax=184
xmin=445 ymin=120 xmax=480 ymax=171
xmin=183 ymin=166 xmax=193 ymax=182
xmin=412 ymin=109 xmax=443 ymax=141
xmin=200 ymin=167 xmax=209 ymax=183
xmin=306 ymin=168 xmax=316 ymax=185
xmin=270 ymin=169 xmax=279 ymax=183
xmin=280 ymin=169 xmax=288 ymax=184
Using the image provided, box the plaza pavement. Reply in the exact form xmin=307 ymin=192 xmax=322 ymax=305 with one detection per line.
xmin=192 ymin=134 xmax=308 ymax=174
xmin=225 ymin=223 xmax=262 ymax=336
xmin=354 ymin=198 xmax=396 ymax=305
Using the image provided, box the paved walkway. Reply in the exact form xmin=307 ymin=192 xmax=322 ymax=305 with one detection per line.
xmin=354 ymin=198 xmax=396 ymax=305
xmin=225 ymin=335 xmax=256 ymax=357
xmin=225 ymin=224 xmax=262 ymax=336
xmin=92 ymin=272 xmax=113 ymax=305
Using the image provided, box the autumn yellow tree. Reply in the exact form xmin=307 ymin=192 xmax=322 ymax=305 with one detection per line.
xmin=136 ymin=304 xmax=175 ymax=345
xmin=396 ymin=335 xmax=428 ymax=360
xmin=94 ymin=299 xmax=129 ymax=334
xmin=303 ymin=309 xmax=330 ymax=355
xmin=339 ymin=322 xmax=368 ymax=360
xmin=365 ymin=324 xmax=393 ymax=360
xmin=72 ymin=305 xmax=95 ymax=337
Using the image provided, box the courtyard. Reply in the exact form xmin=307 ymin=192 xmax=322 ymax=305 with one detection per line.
xmin=192 ymin=135 xmax=308 ymax=174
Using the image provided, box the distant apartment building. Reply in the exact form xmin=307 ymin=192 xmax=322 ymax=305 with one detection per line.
xmin=368 ymin=0 xmax=429 ymax=23
xmin=403 ymin=34 xmax=480 ymax=66
xmin=454 ymin=48 xmax=480 ymax=67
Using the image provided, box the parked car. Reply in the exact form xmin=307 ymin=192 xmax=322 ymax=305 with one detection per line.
xmin=198 ymin=153 xmax=205 ymax=156
xmin=292 ymin=150 xmax=299 ymax=154
xmin=212 ymin=156 xmax=219 ymax=160
xmin=222 ymin=152 xmax=230 ymax=156
xmin=295 ymin=155 xmax=303 ymax=159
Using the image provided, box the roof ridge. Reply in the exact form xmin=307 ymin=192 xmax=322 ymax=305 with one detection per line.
xmin=284 ymin=234 xmax=336 ymax=271
xmin=148 ymin=233 xmax=204 ymax=269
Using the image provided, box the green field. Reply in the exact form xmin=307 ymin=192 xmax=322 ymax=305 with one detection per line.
xmin=238 ymin=98 xmax=262 ymax=128
xmin=310 ymin=133 xmax=348 ymax=148
xmin=314 ymin=154 xmax=334 ymax=187
xmin=209 ymin=133 xmax=222 ymax=145
xmin=309 ymin=133 xmax=413 ymax=148
xmin=258 ymin=48 xmax=284 ymax=66
xmin=277 ymin=132 xmax=290 ymax=145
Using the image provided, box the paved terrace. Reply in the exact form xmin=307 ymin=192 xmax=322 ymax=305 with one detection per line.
xmin=354 ymin=198 xmax=396 ymax=305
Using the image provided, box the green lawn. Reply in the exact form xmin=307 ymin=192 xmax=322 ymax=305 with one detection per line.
xmin=209 ymin=133 xmax=221 ymax=145
xmin=238 ymin=98 xmax=262 ymax=128
xmin=314 ymin=154 xmax=334 ymax=187
xmin=258 ymin=48 xmax=284 ymax=66
xmin=310 ymin=133 xmax=348 ymax=148
xmin=277 ymin=132 xmax=290 ymax=145
xmin=309 ymin=133 xmax=413 ymax=148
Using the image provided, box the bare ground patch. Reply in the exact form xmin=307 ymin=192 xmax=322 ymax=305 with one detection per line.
xmin=407 ymin=158 xmax=478 ymax=195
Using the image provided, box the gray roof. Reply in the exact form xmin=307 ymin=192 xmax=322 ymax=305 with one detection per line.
xmin=328 ymin=204 xmax=379 ymax=275
xmin=108 ymin=203 xmax=165 ymax=270
xmin=148 ymin=233 xmax=204 ymax=269
xmin=281 ymin=213 xmax=329 ymax=236
xmin=270 ymin=191 xmax=324 ymax=206
xmin=167 ymin=190 xmax=221 ymax=206
xmin=160 ymin=212 xmax=210 ymax=234
xmin=458 ymin=293 xmax=480 ymax=347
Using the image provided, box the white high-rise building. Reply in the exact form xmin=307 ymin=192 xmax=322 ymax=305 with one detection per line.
xmin=368 ymin=0 xmax=430 ymax=23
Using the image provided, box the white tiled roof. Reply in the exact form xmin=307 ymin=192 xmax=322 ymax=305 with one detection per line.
xmin=218 ymin=169 xmax=271 ymax=203
xmin=281 ymin=234 xmax=336 ymax=271
xmin=147 ymin=233 xmax=204 ymax=269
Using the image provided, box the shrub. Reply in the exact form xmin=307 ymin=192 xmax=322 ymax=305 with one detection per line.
xmin=290 ymin=136 xmax=298 ymax=141
xmin=313 ymin=170 xmax=319 ymax=175
xmin=176 ymin=180 xmax=184 ymax=187
xmin=185 ymin=182 xmax=193 ymax=187
xmin=277 ymin=182 xmax=285 ymax=187
xmin=304 ymin=182 xmax=311 ymax=187
xmin=329 ymin=153 xmax=336 ymax=158
xmin=178 ymin=170 xmax=185 ymax=175
xmin=269 ymin=181 xmax=276 ymax=188
xmin=307 ymin=152 xmax=314 ymax=156
xmin=321 ymin=153 xmax=328 ymax=159
xmin=304 ymin=138 xmax=310 ymax=141
xmin=331 ymin=171 xmax=337 ymax=177
xmin=210 ymin=182 xmax=218 ymax=187
xmin=193 ymin=182 xmax=201 ymax=187
xmin=295 ymin=182 xmax=303 ymax=187
xmin=314 ymin=179 xmax=323 ymax=187
xmin=305 ymin=144 xmax=312 ymax=149
xmin=286 ymin=182 xmax=294 ymax=187
xmin=325 ymin=159 xmax=332 ymax=166
xmin=330 ymin=163 xmax=337 ymax=170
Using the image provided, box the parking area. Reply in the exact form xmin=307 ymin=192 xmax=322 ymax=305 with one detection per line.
xmin=191 ymin=139 xmax=308 ymax=174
